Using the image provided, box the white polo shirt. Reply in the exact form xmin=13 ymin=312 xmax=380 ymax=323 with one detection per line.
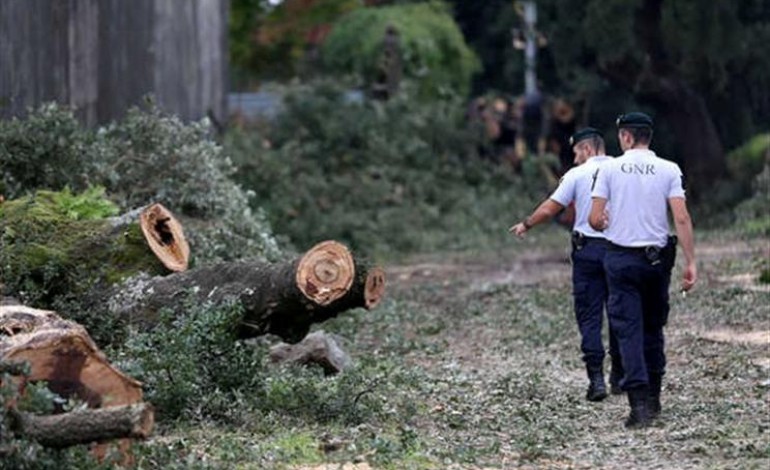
xmin=592 ymin=149 xmax=685 ymax=248
xmin=550 ymin=155 xmax=612 ymax=238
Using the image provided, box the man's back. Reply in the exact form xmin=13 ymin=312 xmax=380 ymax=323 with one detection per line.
xmin=594 ymin=149 xmax=684 ymax=247
xmin=551 ymin=155 xmax=612 ymax=237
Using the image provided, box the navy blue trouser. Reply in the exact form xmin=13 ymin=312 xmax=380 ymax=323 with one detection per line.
xmin=572 ymin=239 xmax=620 ymax=372
xmin=604 ymin=249 xmax=672 ymax=390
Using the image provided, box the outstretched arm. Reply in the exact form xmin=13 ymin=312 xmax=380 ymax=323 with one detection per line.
xmin=668 ymin=197 xmax=697 ymax=291
xmin=509 ymin=199 xmax=565 ymax=237
xmin=557 ymin=202 xmax=576 ymax=228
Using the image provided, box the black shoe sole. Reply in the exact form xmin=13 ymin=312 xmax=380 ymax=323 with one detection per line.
xmin=624 ymin=419 xmax=651 ymax=429
xmin=586 ymin=391 xmax=608 ymax=402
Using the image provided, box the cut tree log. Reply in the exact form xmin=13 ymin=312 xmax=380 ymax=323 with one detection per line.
xmin=0 ymin=191 xmax=188 ymax=308
xmin=2 ymin=190 xmax=386 ymax=345
xmin=111 ymin=241 xmax=386 ymax=342
xmin=0 ymin=305 xmax=152 ymax=454
xmin=0 ymin=305 xmax=143 ymax=408
xmin=11 ymin=403 xmax=154 ymax=449
xmin=138 ymin=203 xmax=190 ymax=272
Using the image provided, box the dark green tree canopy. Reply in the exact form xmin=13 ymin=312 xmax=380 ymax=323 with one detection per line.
xmin=445 ymin=0 xmax=769 ymax=196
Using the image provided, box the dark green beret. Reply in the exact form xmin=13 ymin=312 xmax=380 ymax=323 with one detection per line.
xmin=616 ymin=112 xmax=653 ymax=129
xmin=569 ymin=127 xmax=602 ymax=146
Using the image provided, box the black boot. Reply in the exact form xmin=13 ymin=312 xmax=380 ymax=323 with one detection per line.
xmin=624 ymin=387 xmax=651 ymax=429
xmin=609 ymin=356 xmax=624 ymax=395
xmin=586 ymin=368 xmax=608 ymax=402
xmin=648 ymin=373 xmax=662 ymax=419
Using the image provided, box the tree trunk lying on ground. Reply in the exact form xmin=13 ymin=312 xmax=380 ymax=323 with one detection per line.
xmin=0 ymin=305 xmax=153 ymax=454
xmin=1 ymin=190 xmax=386 ymax=343
xmin=0 ymin=191 xmax=189 ymax=308
xmin=112 ymin=241 xmax=386 ymax=342
xmin=11 ymin=403 xmax=154 ymax=449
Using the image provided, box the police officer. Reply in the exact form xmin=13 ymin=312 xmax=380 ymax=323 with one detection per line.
xmin=510 ymin=127 xmax=623 ymax=402
xmin=589 ymin=112 xmax=697 ymax=428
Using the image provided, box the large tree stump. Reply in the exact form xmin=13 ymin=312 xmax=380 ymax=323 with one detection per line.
xmin=111 ymin=241 xmax=386 ymax=342
xmin=0 ymin=305 xmax=143 ymax=407
xmin=0 ymin=305 xmax=153 ymax=457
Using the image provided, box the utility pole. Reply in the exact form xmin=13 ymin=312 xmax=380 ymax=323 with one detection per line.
xmin=523 ymin=1 xmax=538 ymax=95
xmin=512 ymin=1 xmax=551 ymax=159
xmin=512 ymin=1 xmax=546 ymax=95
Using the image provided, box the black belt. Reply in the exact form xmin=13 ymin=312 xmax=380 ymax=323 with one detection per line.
xmin=572 ymin=231 xmax=606 ymax=242
xmin=608 ymin=237 xmax=677 ymax=266
xmin=572 ymin=231 xmax=607 ymax=250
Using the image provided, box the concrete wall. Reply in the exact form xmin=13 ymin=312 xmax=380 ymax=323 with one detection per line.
xmin=0 ymin=0 xmax=228 ymax=126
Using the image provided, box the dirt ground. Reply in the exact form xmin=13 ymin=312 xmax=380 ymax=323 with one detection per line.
xmin=371 ymin=233 xmax=770 ymax=469
xmin=137 ymin=232 xmax=768 ymax=469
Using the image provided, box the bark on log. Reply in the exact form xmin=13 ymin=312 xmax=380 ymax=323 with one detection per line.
xmin=111 ymin=241 xmax=386 ymax=342
xmin=13 ymin=403 xmax=154 ymax=449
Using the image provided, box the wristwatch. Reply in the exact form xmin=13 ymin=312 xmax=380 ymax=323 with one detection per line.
xmin=523 ymin=218 xmax=533 ymax=229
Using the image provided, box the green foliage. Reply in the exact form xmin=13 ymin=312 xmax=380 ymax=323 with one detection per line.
xmin=0 ymin=364 xmax=111 ymax=470
xmin=230 ymin=0 xmax=359 ymax=82
xmin=727 ymin=133 xmax=770 ymax=188
xmin=734 ymin=164 xmax=770 ymax=237
xmin=229 ymin=0 xmax=269 ymax=76
xmin=92 ymin=104 xmax=282 ymax=263
xmin=118 ymin=301 xmax=264 ymax=422
xmin=42 ymin=186 xmax=119 ymax=221
xmin=322 ymin=1 xmax=480 ymax=97
xmin=0 ymin=189 xmax=166 ymax=315
xmin=446 ymin=0 xmax=525 ymax=93
xmin=0 ymin=102 xmax=280 ymax=264
xmin=728 ymin=134 xmax=770 ymax=237
xmin=117 ymin=297 xmax=414 ymax=428
xmin=227 ymin=80 xmax=540 ymax=256
xmin=0 ymin=102 xmax=93 ymax=199
xmin=760 ymin=267 xmax=770 ymax=284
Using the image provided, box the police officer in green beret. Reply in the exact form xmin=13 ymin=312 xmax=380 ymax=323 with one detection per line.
xmin=589 ymin=112 xmax=697 ymax=428
xmin=511 ymin=127 xmax=623 ymax=401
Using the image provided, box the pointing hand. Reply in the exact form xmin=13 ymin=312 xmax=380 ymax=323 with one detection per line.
xmin=509 ymin=223 xmax=528 ymax=238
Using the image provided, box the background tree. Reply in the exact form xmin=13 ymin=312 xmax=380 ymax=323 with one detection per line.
xmin=230 ymin=0 xmax=360 ymax=85
xmin=321 ymin=1 xmax=480 ymax=97
xmin=444 ymin=0 xmax=770 ymax=197
xmin=548 ymin=0 xmax=770 ymax=196
xmin=446 ymin=0 xmax=527 ymax=94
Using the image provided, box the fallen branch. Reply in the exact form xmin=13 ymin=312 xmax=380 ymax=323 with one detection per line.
xmin=11 ymin=403 xmax=154 ymax=449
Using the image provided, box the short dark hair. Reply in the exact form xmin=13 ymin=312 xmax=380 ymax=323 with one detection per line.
xmin=587 ymin=135 xmax=605 ymax=153
xmin=622 ymin=126 xmax=653 ymax=145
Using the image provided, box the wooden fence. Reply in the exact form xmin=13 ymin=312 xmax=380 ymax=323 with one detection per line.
xmin=0 ymin=0 xmax=228 ymax=126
